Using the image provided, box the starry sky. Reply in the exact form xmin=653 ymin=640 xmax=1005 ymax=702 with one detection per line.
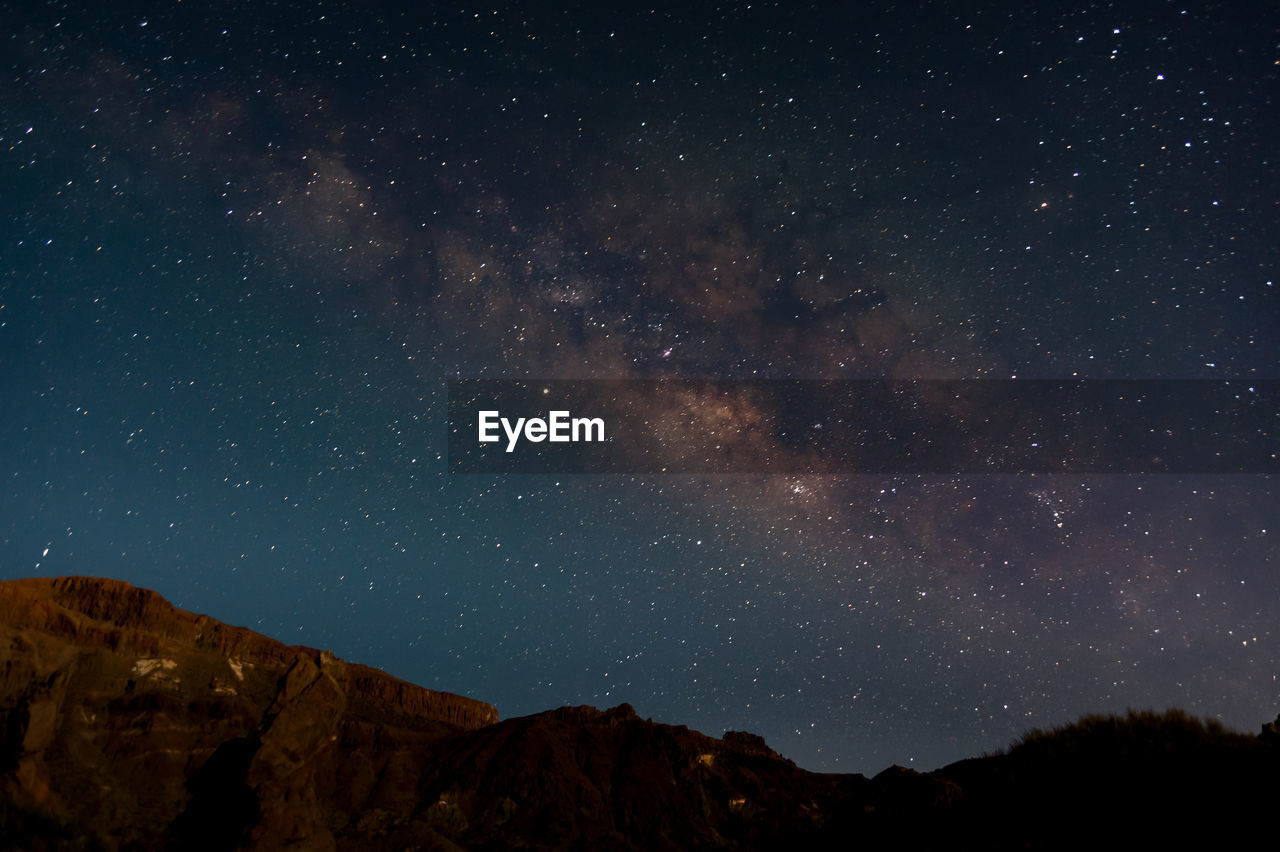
xmin=2 ymin=1 xmax=1278 ymax=772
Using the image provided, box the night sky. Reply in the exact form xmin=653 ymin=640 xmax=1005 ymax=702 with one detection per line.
xmin=3 ymin=1 xmax=1278 ymax=772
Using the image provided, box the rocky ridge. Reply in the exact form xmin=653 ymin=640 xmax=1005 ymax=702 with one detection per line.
xmin=0 ymin=577 xmax=858 ymax=850
xmin=1 ymin=576 xmax=1277 ymax=851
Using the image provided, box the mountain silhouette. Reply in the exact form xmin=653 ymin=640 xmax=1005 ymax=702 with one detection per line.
xmin=0 ymin=576 xmax=1275 ymax=850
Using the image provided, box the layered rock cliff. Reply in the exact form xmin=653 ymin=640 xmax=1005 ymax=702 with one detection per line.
xmin=0 ymin=576 xmax=501 ymax=850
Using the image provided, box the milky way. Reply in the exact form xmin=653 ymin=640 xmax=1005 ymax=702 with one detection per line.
xmin=1 ymin=2 xmax=1277 ymax=771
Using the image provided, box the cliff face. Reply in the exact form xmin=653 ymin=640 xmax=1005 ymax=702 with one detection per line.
xmin=0 ymin=577 xmax=857 ymax=851
xmin=0 ymin=576 xmax=502 ymax=850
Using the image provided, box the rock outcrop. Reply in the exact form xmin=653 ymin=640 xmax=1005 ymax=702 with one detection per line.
xmin=0 ymin=576 xmax=498 ymax=850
